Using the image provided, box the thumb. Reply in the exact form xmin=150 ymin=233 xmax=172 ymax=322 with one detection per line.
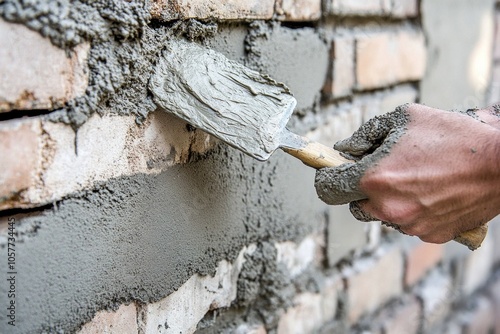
xmin=334 ymin=104 xmax=410 ymax=157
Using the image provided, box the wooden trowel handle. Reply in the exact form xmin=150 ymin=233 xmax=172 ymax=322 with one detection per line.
xmin=282 ymin=137 xmax=487 ymax=251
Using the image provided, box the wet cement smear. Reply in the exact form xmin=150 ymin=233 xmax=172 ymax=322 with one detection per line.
xmin=150 ymin=40 xmax=297 ymax=161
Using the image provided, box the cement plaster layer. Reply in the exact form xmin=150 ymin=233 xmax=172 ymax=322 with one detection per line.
xmin=245 ymin=22 xmax=329 ymax=111
xmin=0 ymin=147 xmax=324 ymax=333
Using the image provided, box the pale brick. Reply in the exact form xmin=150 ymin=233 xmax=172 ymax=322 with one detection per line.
xmin=276 ymin=0 xmax=321 ymax=21
xmin=0 ymin=119 xmax=42 ymax=207
xmin=462 ymin=234 xmax=494 ymax=295
xmin=0 ymin=111 xmax=216 ymax=210
xmin=356 ymin=31 xmax=426 ymax=90
xmin=374 ymin=297 xmax=422 ymax=334
xmin=462 ymin=297 xmax=495 ymax=334
xmin=380 ymin=85 xmax=418 ymax=113
xmin=0 ymin=19 xmax=89 ymax=112
xmin=150 ymin=0 xmax=275 ymax=21
xmin=391 ymin=0 xmax=419 ymax=18
xmin=405 ymin=241 xmax=444 ymax=287
xmin=346 ymin=247 xmax=404 ymax=323
xmin=326 ymin=204 xmax=367 ymax=267
xmin=487 ymin=278 xmax=500 ymax=332
xmin=308 ymin=105 xmax=363 ymax=144
xmin=277 ymin=277 xmax=341 ymax=333
xmin=329 ymin=0 xmax=390 ymax=16
xmin=323 ymin=36 xmax=355 ymax=99
xmin=275 ymin=232 xmax=324 ymax=277
xmin=418 ymin=269 xmax=453 ymax=330
xmin=138 ymin=245 xmax=254 ymax=334
xmin=78 ymin=304 xmax=138 ymax=334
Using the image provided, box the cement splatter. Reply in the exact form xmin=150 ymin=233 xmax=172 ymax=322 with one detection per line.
xmin=150 ymin=39 xmax=297 ymax=161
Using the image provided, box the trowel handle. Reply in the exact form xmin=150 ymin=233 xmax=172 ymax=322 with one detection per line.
xmin=282 ymin=137 xmax=487 ymax=251
xmin=282 ymin=139 xmax=353 ymax=169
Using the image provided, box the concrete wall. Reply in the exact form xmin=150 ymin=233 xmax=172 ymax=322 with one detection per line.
xmin=0 ymin=0 xmax=499 ymax=333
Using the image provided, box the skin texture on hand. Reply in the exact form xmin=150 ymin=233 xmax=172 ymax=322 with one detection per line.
xmin=315 ymin=103 xmax=500 ymax=244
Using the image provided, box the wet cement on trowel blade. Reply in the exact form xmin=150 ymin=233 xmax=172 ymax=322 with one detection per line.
xmin=149 ymin=40 xmax=297 ymax=161
xmin=314 ymin=104 xmax=411 ymax=208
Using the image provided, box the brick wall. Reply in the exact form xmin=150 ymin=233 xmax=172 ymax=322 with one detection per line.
xmin=0 ymin=0 xmax=499 ymax=333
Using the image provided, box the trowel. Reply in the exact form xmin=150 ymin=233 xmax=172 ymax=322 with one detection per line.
xmin=149 ymin=40 xmax=487 ymax=250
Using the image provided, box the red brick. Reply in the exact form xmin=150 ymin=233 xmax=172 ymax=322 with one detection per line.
xmin=356 ymin=31 xmax=426 ymax=90
xmin=346 ymin=247 xmax=404 ymax=323
xmin=276 ymin=0 xmax=321 ymax=21
xmin=323 ymin=36 xmax=355 ymax=99
xmin=405 ymin=241 xmax=444 ymax=287
xmin=150 ymin=0 xmax=275 ymax=21
xmin=0 ymin=19 xmax=89 ymax=112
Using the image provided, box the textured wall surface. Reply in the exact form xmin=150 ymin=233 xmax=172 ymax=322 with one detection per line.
xmin=0 ymin=0 xmax=499 ymax=333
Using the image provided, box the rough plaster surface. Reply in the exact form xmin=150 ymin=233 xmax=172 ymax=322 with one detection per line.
xmin=420 ymin=0 xmax=495 ymax=110
xmin=0 ymin=146 xmax=324 ymax=333
xmin=245 ymin=22 xmax=329 ymax=111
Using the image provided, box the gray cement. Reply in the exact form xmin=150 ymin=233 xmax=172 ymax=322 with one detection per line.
xmin=0 ymin=146 xmax=325 ymax=333
xmin=245 ymin=21 xmax=329 ymax=112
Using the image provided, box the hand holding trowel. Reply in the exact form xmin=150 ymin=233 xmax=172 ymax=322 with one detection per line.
xmin=149 ymin=40 xmax=487 ymax=250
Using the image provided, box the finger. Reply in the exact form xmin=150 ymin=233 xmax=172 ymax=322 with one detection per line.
xmin=334 ymin=104 xmax=410 ymax=157
xmin=349 ymin=200 xmax=378 ymax=222
xmin=315 ymin=164 xmax=367 ymax=205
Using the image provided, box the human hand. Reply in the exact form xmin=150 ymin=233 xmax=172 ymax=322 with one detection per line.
xmin=315 ymin=103 xmax=500 ymax=244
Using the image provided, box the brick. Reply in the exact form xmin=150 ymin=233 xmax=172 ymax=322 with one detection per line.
xmin=0 ymin=19 xmax=89 ymax=112
xmin=418 ymin=269 xmax=453 ymax=330
xmin=150 ymin=0 xmax=275 ymax=21
xmin=380 ymin=85 xmax=418 ymax=114
xmin=405 ymin=241 xmax=444 ymax=287
xmin=78 ymin=304 xmax=138 ymax=334
xmin=0 ymin=111 xmax=216 ymax=210
xmin=277 ymin=276 xmax=341 ymax=333
xmin=0 ymin=119 xmax=42 ymax=207
xmin=462 ymin=234 xmax=494 ymax=295
xmin=276 ymin=0 xmax=322 ymax=21
xmin=356 ymin=31 xmax=426 ymax=90
xmin=391 ymin=0 xmax=419 ymax=18
xmin=308 ymin=105 xmax=363 ymax=144
xmin=138 ymin=245 xmax=253 ymax=333
xmin=375 ymin=297 xmax=421 ymax=334
xmin=329 ymin=0 xmax=390 ymax=16
xmin=326 ymin=204 xmax=367 ymax=267
xmin=248 ymin=25 xmax=329 ymax=110
xmin=346 ymin=247 xmax=404 ymax=323
xmin=323 ymin=36 xmax=355 ymax=99
xmin=275 ymin=232 xmax=324 ymax=278
xmin=462 ymin=297 xmax=495 ymax=334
